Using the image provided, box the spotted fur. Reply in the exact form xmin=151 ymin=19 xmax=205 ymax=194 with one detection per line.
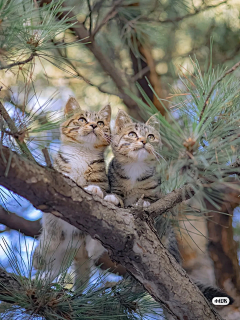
xmin=33 ymin=97 xmax=111 ymax=288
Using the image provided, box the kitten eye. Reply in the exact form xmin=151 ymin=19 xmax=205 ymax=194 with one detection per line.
xmin=97 ymin=121 xmax=104 ymax=127
xmin=128 ymin=131 xmax=137 ymax=138
xmin=148 ymin=134 xmax=155 ymax=141
xmin=78 ymin=117 xmax=87 ymax=123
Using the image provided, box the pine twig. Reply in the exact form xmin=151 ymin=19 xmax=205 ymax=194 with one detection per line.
xmin=92 ymin=0 xmax=124 ymax=38
xmin=54 ymin=44 xmax=121 ymax=97
xmin=0 ymin=101 xmax=35 ymax=162
xmin=145 ymin=1 xmax=228 ymax=23
xmin=42 ymin=147 xmax=52 ymax=168
xmin=87 ymin=0 xmax=92 ymax=35
xmin=146 ymin=183 xmax=196 ymax=219
xmin=0 ymin=53 xmax=36 ymax=71
xmin=131 ymin=66 xmax=150 ymax=82
xmin=199 ymin=59 xmax=240 ymax=122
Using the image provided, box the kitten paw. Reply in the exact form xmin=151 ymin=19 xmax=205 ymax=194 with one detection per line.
xmin=104 ymin=194 xmax=120 ymax=206
xmin=84 ymin=185 xmax=104 ymax=198
xmin=135 ymin=199 xmax=151 ymax=208
xmin=142 ymin=200 xmax=151 ymax=208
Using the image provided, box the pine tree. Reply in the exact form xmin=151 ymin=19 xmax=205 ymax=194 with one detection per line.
xmin=1 ymin=1 xmax=240 ymax=319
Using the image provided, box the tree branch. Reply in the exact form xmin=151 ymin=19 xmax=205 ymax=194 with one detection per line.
xmin=145 ymin=1 xmax=228 ymax=24
xmin=0 ymin=206 xmax=41 ymax=237
xmin=54 ymin=1 xmax=143 ymax=121
xmin=146 ymin=183 xmax=195 ymax=218
xmin=0 ymin=101 xmax=35 ymax=162
xmin=0 ymin=53 xmax=36 ymax=71
xmin=53 ymin=43 xmax=121 ymax=97
xmin=42 ymin=147 xmax=52 ymax=168
xmin=206 ymin=183 xmax=240 ymax=302
xmin=92 ymin=0 xmax=124 ymax=38
xmin=0 ymin=145 xmax=223 ymax=320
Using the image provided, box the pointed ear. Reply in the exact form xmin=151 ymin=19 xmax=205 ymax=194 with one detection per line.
xmin=115 ymin=110 xmax=133 ymax=132
xmin=64 ymin=97 xmax=81 ymax=117
xmin=146 ymin=115 xmax=160 ymax=132
xmin=98 ymin=104 xmax=111 ymax=123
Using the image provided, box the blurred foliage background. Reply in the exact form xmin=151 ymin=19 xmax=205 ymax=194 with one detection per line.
xmin=1 ymin=0 xmax=240 ymax=319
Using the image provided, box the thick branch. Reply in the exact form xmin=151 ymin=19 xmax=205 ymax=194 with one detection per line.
xmin=0 ymin=145 xmax=222 ymax=320
xmin=0 ymin=206 xmax=41 ymax=237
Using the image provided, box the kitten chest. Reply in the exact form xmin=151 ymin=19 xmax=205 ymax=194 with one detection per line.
xmin=68 ymin=156 xmax=89 ymax=186
xmin=59 ymin=146 xmax=102 ymax=186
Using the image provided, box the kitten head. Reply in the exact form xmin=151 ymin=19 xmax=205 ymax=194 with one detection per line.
xmin=61 ymin=97 xmax=111 ymax=149
xmin=112 ymin=110 xmax=162 ymax=163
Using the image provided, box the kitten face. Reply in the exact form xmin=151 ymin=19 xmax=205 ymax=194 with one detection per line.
xmin=61 ymin=97 xmax=111 ymax=148
xmin=112 ymin=110 xmax=162 ymax=162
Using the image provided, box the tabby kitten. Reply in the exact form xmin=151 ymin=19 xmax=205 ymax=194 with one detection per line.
xmin=33 ymin=97 xmax=111 ymax=287
xmin=106 ymin=110 xmax=234 ymax=305
xmin=105 ymin=110 xmax=180 ymax=262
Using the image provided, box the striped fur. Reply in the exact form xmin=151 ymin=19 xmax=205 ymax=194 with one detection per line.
xmin=33 ymin=97 xmax=111 ymax=288
xmin=107 ymin=110 xmax=181 ymax=261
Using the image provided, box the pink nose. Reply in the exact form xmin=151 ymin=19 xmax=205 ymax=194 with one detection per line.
xmin=139 ymin=138 xmax=146 ymax=145
xmin=89 ymin=123 xmax=97 ymax=129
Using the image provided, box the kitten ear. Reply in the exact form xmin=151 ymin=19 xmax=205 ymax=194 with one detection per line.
xmin=64 ymin=97 xmax=81 ymax=117
xmin=98 ymin=104 xmax=111 ymax=123
xmin=146 ymin=115 xmax=160 ymax=132
xmin=115 ymin=110 xmax=132 ymax=132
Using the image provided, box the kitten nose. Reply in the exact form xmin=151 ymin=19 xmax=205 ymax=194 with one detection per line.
xmin=140 ymin=137 xmax=147 ymax=145
xmin=89 ymin=123 xmax=97 ymax=129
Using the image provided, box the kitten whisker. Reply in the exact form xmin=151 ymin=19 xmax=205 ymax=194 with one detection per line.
xmin=151 ymin=151 xmax=162 ymax=164
xmin=153 ymin=150 xmax=167 ymax=163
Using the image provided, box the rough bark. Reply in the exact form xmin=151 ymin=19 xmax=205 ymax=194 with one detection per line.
xmin=0 ymin=145 xmax=222 ymax=320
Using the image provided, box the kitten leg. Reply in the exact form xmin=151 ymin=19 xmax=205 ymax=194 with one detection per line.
xmin=86 ymin=236 xmax=107 ymax=287
xmin=33 ymin=237 xmax=67 ymax=283
xmin=33 ymin=213 xmax=73 ymax=283
xmin=73 ymin=243 xmax=93 ymax=290
xmin=84 ymin=185 xmax=104 ymax=198
xmin=85 ymin=235 xmax=106 ymax=261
